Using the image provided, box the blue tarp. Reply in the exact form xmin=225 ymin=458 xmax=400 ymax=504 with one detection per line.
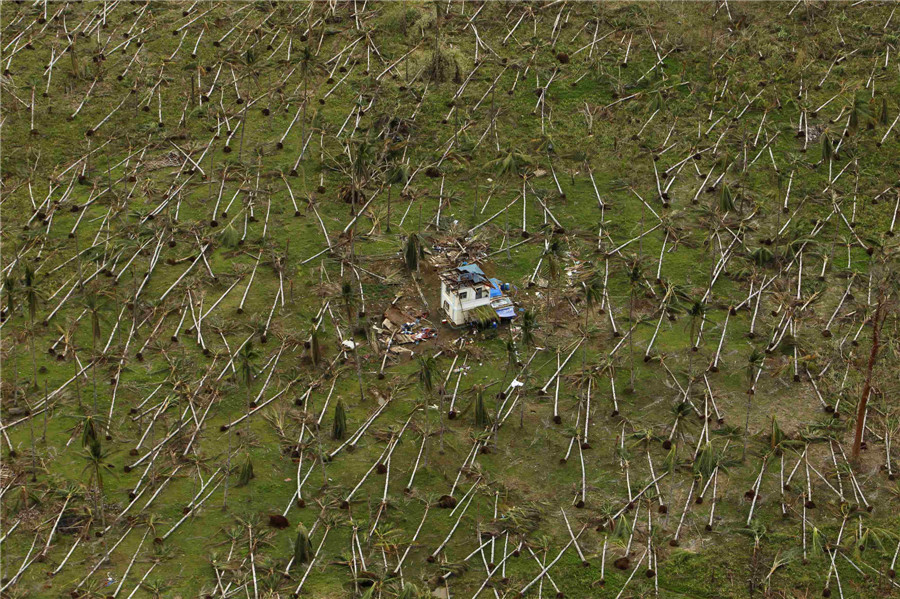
xmin=488 ymin=278 xmax=503 ymax=298
xmin=494 ymin=305 xmax=516 ymax=319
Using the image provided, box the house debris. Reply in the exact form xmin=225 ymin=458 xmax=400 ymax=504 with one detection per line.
xmin=378 ymin=301 xmax=436 ymax=347
xmin=430 ymin=238 xmax=490 ymax=270
xmin=439 ymin=262 xmax=517 ymax=326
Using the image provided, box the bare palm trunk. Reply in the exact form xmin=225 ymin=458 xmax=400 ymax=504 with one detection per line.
xmin=743 ymin=372 xmax=754 ymax=462
xmin=29 ymin=403 xmax=37 ymax=481
xmin=853 ymin=299 xmax=886 ymax=459
xmin=519 ymin=366 xmax=529 ymax=429
xmin=96 ymin=469 xmax=106 ymax=528
xmin=12 ymin=342 xmax=19 ymax=411
xmin=628 ymin=289 xmax=636 ymax=392
xmin=438 ymin=390 xmax=445 ymax=451
xmin=386 ymin=185 xmax=392 ymax=233
xmin=688 ymin=321 xmax=696 ymax=378
xmin=223 ymin=431 xmax=231 ymax=510
xmin=421 ymin=399 xmax=429 ymax=468
xmin=347 ymin=301 xmax=366 ymax=403
xmin=353 ymin=344 xmax=365 ymax=403
xmin=29 ymin=318 xmax=38 ymax=389
xmin=246 ymin=385 xmax=252 ymax=437
xmin=92 ymin=335 xmax=98 ymax=416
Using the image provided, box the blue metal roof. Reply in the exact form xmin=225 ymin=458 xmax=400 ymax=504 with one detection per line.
xmin=456 ymin=263 xmax=488 ymax=285
xmin=457 ymin=263 xmax=485 ymax=275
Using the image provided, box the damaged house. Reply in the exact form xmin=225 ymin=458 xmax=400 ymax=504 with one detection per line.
xmin=439 ymin=263 xmax=516 ymax=326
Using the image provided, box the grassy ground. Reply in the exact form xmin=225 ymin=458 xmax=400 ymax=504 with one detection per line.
xmin=1 ymin=2 xmax=899 ymax=598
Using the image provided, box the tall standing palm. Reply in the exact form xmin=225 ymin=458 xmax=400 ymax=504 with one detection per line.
xmin=581 ymin=277 xmax=603 ymax=333
xmin=81 ymin=436 xmax=114 ymax=528
xmin=297 ymin=46 xmax=315 ymax=166
xmin=743 ymin=348 xmax=764 ymax=461
xmin=498 ymin=339 xmax=518 ymax=444
xmin=82 ymin=289 xmax=105 ymax=415
xmin=685 ymin=298 xmax=707 ymax=377
xmin=848 ymin=92 xmax=874 ymax=136
xmin=518 ymin=309 xmax=538 ymax=428
xmin=520 ymin=309 xmax=537 ymax=350
xmin=332 ymin=400 xmax=347 ymax=440
xmin=23 ymin=265 xmax=40 ymax=389
xmin=237 ymin=342 xmax=259 ymax=435
xmin=487 ymin=149 xmax=532 ymax=236
xmin=415 ymin=355 xmax=438 ymax=405
xmin=3 ymin=273 xmax=16 ymax=322
xmin=581 ymin=276 xmax=603 ymax=372
xmin=821 ymin=133 xmax=835 ymax=173
xmin=341 ymin=281 xmax=365 ymax=403
xmin=625 ymin=258 xmax=646 ymax=393
xmin=403 ymin=234 xmax=421 ymax=273
xmin=502 ymin=339 xmax=517 ymax=386
xmin=348 ymin=136 xmax=375 ymax=216
xmin=415 ymin=355 xmax=438 ymax=461
xmin=543 ymin=237 xmax=565 ymax=315
xmin=4 ymin=274 xmax=19 ymax=407
xmin=474 ymin=386 xmax=490 ymax=429
xmin=308 ymin=325 xmax=322 ymax=367
xmin=385 ymin=162 xmax=410 ymax=233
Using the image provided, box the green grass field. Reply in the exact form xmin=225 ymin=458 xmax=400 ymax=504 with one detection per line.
xmin=1 ymin=2 xmax=899 ymax=597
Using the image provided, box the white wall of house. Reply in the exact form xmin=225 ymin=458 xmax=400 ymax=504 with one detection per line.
xmin=441 ymin=281 xmax=492 ymax=325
